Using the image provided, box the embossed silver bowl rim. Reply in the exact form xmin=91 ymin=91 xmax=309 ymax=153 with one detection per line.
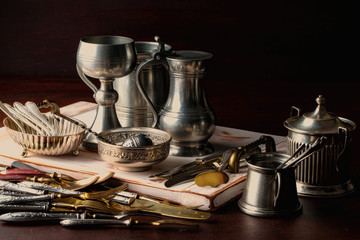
xmin=97 ymin=127 xmax=171 ymax=172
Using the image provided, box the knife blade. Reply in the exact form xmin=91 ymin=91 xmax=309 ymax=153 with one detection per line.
xmin=164 ymin=166 xmax=214 ymax=188
xmin=11 ymin=160 xmax=76 ymax=181
xmin=131 ymin=198 xmax=211 ymax=220
xmin=60 ymin=218 xmax=199 ymax=230
xmin=150 ymin=152 xmax=222 ymax=179
xmin=17 ymin=181 xmax=82 ymax=195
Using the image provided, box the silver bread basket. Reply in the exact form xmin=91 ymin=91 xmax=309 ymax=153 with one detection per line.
xmin=3 ymin=114 xmax=85 ymax=156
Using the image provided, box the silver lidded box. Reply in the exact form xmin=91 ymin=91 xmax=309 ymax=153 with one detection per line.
xmin=284 ymin=95 xmax=356 ymax=197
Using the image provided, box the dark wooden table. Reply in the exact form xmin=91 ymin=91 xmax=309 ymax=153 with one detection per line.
xmin=0 ymin=77 xmax=359 ymax=240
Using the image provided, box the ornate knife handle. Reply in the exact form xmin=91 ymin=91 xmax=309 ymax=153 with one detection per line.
xmin=244 ymin=135 xmax=276 ymax=153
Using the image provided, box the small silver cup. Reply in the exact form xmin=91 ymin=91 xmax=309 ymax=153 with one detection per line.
xmin=238 ymin=153 xmax=302 ymax=217
xmin=76 ymin=36 xmax=137 ymax=151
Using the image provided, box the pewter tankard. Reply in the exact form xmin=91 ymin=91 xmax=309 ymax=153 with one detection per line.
xmin=113 ymin=41 xmax=173 ymax=127
xmin=136 ymin=50 xmax=216 ymax=157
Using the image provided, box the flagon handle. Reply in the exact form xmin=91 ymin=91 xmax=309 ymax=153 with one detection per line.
xmin=135 ymin=36 xmax=174 ymax=128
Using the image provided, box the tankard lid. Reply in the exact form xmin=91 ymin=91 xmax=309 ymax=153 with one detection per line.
xmin=284 ymin=95 xmax=356 ymax=135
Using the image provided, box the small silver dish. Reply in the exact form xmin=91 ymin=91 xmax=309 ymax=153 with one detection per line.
xmin=3 ymin=115 xmax=85 ymax=156
xmin=97 ymin=127 xmax=171 ymax=172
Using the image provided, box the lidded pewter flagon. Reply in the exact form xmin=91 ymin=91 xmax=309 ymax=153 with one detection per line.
xmin=284 ymin=95 xmax=356 ymax=197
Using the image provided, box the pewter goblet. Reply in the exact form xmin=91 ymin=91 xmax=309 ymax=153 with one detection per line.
xmin=76 ymin=36 xmax=136 ymax=151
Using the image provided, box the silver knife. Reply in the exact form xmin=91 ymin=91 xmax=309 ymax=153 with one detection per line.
xmin=164 ymin=166 xmax=214 ymax=188
xmin=150 ymin=153 xmax=222 ymax=179
xmin=0 ymin=211 xmax=85 ymax=222
xmin=17 ymin=181 xmax=82 ymax=195
xmin=60 ymin=218 xmax=199 ymax=230
xmin=0 ymin=202 xmax=50 ymax=212
xmin=0 ymin=194 xmax=55 ymax=204
xmin=0 ymin=180 xmax=45 ymax=195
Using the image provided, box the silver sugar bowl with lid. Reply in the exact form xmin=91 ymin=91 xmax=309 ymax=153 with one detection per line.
xmin=284 ymin=95 xmax=356 ymax=197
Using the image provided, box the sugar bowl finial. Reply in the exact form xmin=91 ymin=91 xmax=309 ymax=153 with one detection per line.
xmin=316 ymin=95 xmax=326 ymax=105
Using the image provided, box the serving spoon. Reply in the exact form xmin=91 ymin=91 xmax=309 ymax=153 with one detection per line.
xmin=12 ymin=102 xmax=54 ymax=136
xmin=59 ymin=171 xmax=115 ymax=190
xmin=3 ymin=103 xmax=45 ymax=135
xmin=25 ymin=101 xmax=59 ymax=135
xmin=0 ymin=101 xmax=26 ymax=133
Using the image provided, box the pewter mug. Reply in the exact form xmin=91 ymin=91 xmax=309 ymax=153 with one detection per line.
xmin=113 ymin=41 xmax=173 ymax=127
xmin=136 ymin=50 xmax=216 ymax=156
xmin=76 ymin=35 xmax=137 ymax=151
xmin=238 ymin=153 xmax=302 ymax=217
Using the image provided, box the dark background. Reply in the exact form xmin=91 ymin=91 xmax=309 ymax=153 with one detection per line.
xmin=0 ymin=0 xmax=358 ymax=153
xmin=0 ymin=0 xmax=357 ymax=80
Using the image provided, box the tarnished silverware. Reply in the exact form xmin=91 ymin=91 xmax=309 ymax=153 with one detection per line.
xmin=11 ymin=160 xmax=76 ymax=181
xmin=0 ymin=203 xmax=50 ymax=212
xmin=0 ymin=210 xmax=161 ymax=223
xmin=59 ymin=175 xmax=100 ymax=191
xmin=164 ymin=166 xmax=214 ymax=188
xmin=276 ymin=136 xmax=326 ymax=170
xmin=17 ymin=181 xmax=82 ymax=195
xmin=0 ymin=101 xmax=26 ymax=133
xmin=13 ymin=101 xmax=57 ymax=136
xmin=131 ymin=198 xmax=211 ymax=220
xmin=2 ymin=103 xmax=45 ymax=135
xmin=0 ymin=211 xmax=85 ymax=223
xmin=60 ymin=218 xmax=199 ymax=230
xmin=0 ymin=180 xmax=45 ymax=195
xmin=150 ymin=152 xmax=223 ymax=180
xmin=0 ymin=193 xmax=55 ymax=204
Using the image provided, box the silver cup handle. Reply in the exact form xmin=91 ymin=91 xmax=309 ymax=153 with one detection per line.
xmin=336 ymin=127 xmax=349 ymax=173
xmin=290 ymin=106 xmax=301 ymax=117
xmin=274 ymin=171 xmax=281 ymax=208
xmin=76 ymin=64 xmax=98 ymax=96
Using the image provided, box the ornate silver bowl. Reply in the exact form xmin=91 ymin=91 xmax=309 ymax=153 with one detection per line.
xmin=97 ymin=127 xmax=171 ymax=172
xmin=3 ymin=115 xmax=85 ymax=156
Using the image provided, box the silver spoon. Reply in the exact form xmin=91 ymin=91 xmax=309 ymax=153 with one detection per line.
xmin=24 ymin=101 xmax=59 ymax=135
xmin=3 ymin=103 xmax=45 ymax=135
xmin=13 ymin=102 xmax=53 ymax=136
xmin=0 ymin=101 xmax=26 ymax=133
xmin=277 ymin=136 xmax=327 ymax=170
